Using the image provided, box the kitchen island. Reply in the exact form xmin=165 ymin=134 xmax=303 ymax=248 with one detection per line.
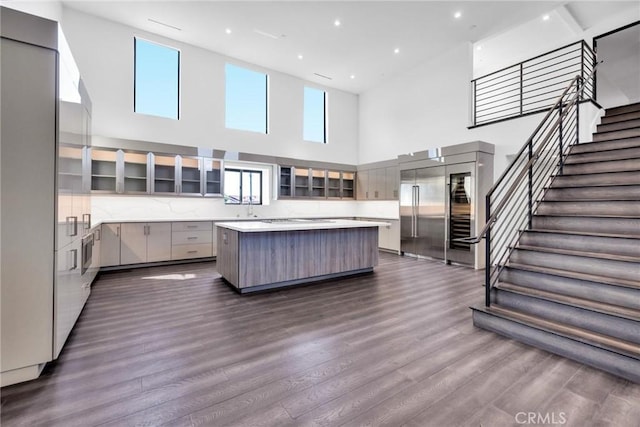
xmin=216 ymin=219 xmax=387 ymax=293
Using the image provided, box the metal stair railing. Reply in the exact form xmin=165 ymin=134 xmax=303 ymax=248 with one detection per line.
xmin=459 ymin=63 xmax=599 ymax=307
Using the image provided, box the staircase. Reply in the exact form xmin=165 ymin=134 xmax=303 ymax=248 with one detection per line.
xmin=472 ymin=102 xmax=640 ymax=383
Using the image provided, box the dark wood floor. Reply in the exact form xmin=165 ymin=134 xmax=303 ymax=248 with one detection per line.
xmin=2 ymin=253 xmax=639 ymax=426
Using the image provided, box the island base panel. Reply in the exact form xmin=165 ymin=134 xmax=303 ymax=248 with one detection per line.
xmin=217 ymin=227 xmax=378 ymax=291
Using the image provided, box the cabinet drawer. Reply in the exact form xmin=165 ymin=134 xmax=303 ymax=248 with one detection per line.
xmin=171 ymin=243 xmax=213 ymax=260
xmin=172 ymin=221 xmax=212 ymax=232
xmin=172 ymin=230 xmax=212 ymax=245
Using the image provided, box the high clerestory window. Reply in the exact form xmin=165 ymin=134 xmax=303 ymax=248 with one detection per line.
xmin=134 ymin=38 xmax=180 ymax=120
xmin=303 ymin=86 xmax=327 ymax=143
xmin=225 ymin=63 xmax=269 ymax=134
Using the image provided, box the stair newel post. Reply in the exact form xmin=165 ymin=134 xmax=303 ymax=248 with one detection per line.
xmin=576 ymin=79 xmax=581 ymax=147
xmin=485 ymin=194 xmax=491 ymax=307
xmin=580 ymin=42 xmax=585 ymax=101
xmin=472 ymin=79 xmax=477 ymax=126
xmin=527 ymin=139 xmax=533 ymax=230
xmin=558 ymin=103 xmax=564 ymax=175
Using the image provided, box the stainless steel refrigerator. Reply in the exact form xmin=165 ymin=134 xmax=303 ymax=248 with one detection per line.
xmin=400 ymin=167 xmax=446 ymax=259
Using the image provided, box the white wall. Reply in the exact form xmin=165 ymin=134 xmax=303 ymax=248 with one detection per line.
xmin=60 ymin=8 xmax=359 ymax=165
xmin=359 ymin=9 xmax=639 ymax=180
xmin=359 ymin=43 xmax=474 ymax=164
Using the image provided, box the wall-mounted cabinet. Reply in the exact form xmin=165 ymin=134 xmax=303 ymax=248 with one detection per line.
xmin=279 ymin=166 xmax=355 ymax=200
xmin=357 ymin=165 xmax=399 ymax=201
xmin=90 ymin=147 xmax=223 ymax=197
xmin=204 ymin=158 xmax=223 ymax=196
xmin=91 ymin=148 xmax=118 ymax=192
xmin=123 ymin=151 xmax=149 ymax=193
xmin=151 ymin=153 xmax=177 ymax=194
xmin=180 ymin=156 xmax=202 ymax=195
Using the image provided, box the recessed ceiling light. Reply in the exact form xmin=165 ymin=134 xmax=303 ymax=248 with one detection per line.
xmin=542 ymin=14 xmax=550 ymax=21
xmin=394 ymin=48 xmax=400 ymax=54
xmin=476 ymin=45 xmax=482 ymax=51
xmin=334 ymin=19 xmax=341 ymax=27
xmin=297 ymin=54 xmax=303 ymax=60
xmin=454 ymin=11 xmax=462 ymax=19
xmin=350 ymin=74 xmax=355 ymax=79
xmin=225 ymin=28 xmax=232 ymax=34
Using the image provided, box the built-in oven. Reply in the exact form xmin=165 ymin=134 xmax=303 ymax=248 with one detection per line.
xmin=81 ymin=232 xmax=93 ymax=275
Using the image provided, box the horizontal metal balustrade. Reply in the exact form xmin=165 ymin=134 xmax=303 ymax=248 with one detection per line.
xmin=471 ymin=40 xmax=596 ymax=127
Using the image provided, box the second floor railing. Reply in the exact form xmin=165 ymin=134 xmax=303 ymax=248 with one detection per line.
xmin=471 ymin=40 xmax=596 ymax=126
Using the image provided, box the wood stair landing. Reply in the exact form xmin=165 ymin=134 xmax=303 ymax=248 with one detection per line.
xmin=473 ymin=101 xmax=640 ymax=383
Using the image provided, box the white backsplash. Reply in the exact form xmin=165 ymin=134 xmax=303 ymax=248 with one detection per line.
xmin=91 ymin=195 xmax=399 ymax=223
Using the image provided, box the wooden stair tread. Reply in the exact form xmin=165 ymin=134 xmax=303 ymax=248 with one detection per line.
xmin=514 ymin=244 xmax=640 ymax=263
xmin=505 ymin=263 xmax=640 ymax=290
xmin=531 ymin=213 xmax=640 ymax=219
xmin=495 ymin=282 xmax=640 ymax=322
xmin=553 ymin=169 xmax=640 ymax=177
xmin=479 ymin=305 xmax=640 ymax=359
xmin=545 ymin=183 xmax=640 ymax=189
xmin=526 ymin=228 xmax=640 ymax=240
xmin=564 ymin=155 xmax=640 ymax=165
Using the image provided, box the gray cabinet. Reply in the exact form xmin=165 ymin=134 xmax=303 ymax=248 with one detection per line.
xmin=279 ymin=166 xmax=355 ymax=199
xmin=1 ymin=25 xmax=57 ymax=384
xmin=101 ymin=223 xmax=122 ymax=267
xmin=90 ymin=147 xmax=223 ymax=197
xmin=385 ymin=166 xmax=399 ymax=200
xmin=356 ymin=170 xmax=369 ymax=200
xmin=357 ymin=164 xmax=399 ymax=201
xmin=121 ymin=222 xmax=171 ymax=265
xmin=171 ymin=221 xmax=214 ymax=260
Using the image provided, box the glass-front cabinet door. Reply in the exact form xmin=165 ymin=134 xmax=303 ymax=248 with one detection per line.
xmin=203 ymin=158 xmax=223 ymax=196
xmin=122 ymin=151 xmax=149 ymax=193
xmin=90 ymin=148 xmax=118 ymax=192
xmin=179 ymin=156 xmax=202 ymax=195
xmin=152 ymin=154 xmax=177 ymax=194
xmin=342 ymin=172 xmax=355 ymax=199
xmin=278 ymin=166 xmax=292 ymax=198
xmin=294 ymin=167 xmax=310 ymax=197
xmin=311 ymin=169 xmax=326 ymax=198
xmin=327 ymin=171 xmax=341 ymax=198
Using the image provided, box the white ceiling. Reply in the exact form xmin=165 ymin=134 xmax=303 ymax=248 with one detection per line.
xmin=61 ymin=1 xmax=634 ymax=94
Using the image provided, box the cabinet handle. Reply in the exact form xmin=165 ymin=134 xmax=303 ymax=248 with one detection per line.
xmin=95 ymin=228 xmax=101 ymax=241
xmin=70 ymin=249 xmax=78 ymax=270
xmin=365 ymin=191 xmax=369 ymax=199
xmin=116 ymin=226 xmax=120 ymax=237
xmin=67 ymin=216 xmax=78 ymax=237
xmin=83 ymin=213 xmax=92 ymax=229
xmin=187 ymin=225 xmax=198 ymax=229
xmin=187 ymin=236 xmax=198 ymax=240
xmin=374 ymin=191 xmax=379 ymax=199
xmin=187 ymin=250 xmax=198 ymax=254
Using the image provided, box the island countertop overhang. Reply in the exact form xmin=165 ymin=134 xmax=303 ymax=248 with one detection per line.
xmin=215 ymin=219 xmax=390 ymax=233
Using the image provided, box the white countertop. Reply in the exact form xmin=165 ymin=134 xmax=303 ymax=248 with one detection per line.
xmin=216 ymin=219 xmax=391 ymax=232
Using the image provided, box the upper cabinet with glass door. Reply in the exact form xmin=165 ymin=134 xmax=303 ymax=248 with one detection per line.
xmin=151 ymin=153 xmax=177 ymax=194
xmin=123 ymin=151 xmax=149 ymax=193
xmin=203 ymin=158 xmax=223 ymax=197
xmin=89 ymin=146 xmax=223 ymax=197
xmin=277 ymin=166 xmax=356 ymax=199
xmin=178 ymin=155 xmax=201 ymax=196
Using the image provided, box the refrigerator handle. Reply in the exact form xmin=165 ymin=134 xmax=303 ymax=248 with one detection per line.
xmin=415 ymin=186 xmax=420 ymax=237
xmin=411 ymin=185 xmax=418 ymax=237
